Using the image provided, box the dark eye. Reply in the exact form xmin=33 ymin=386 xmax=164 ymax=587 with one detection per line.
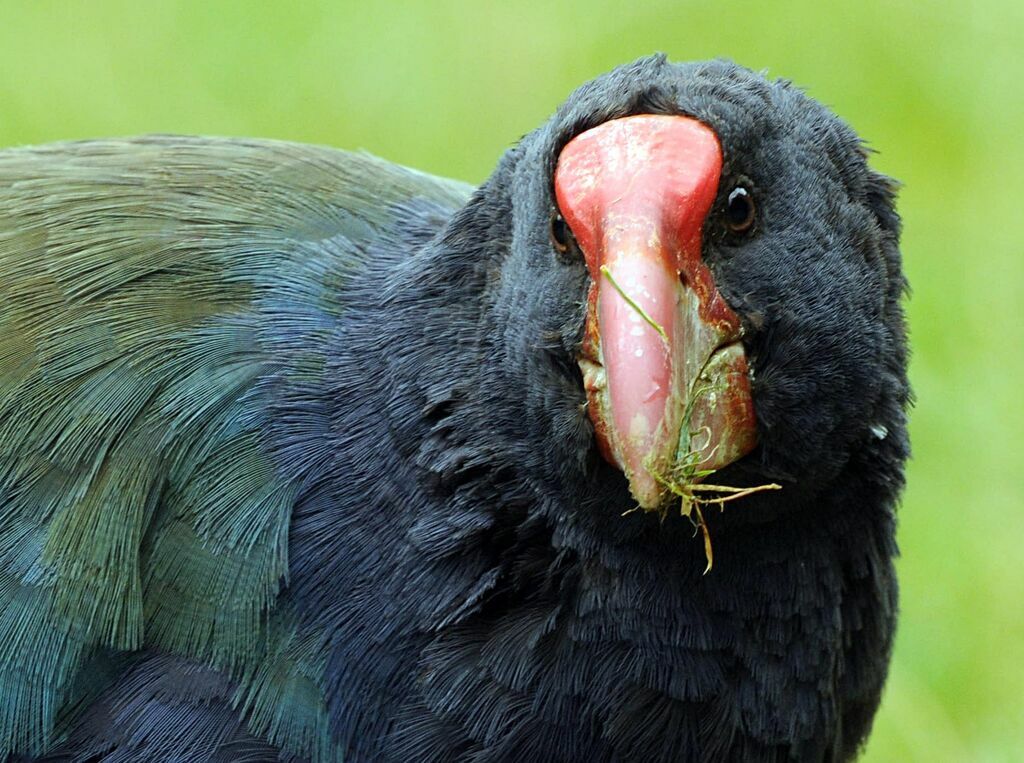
xmin=725 ymin=186 xmax=756 ymax=234
xmin=550 ymin=213 xmax=575 ymax=255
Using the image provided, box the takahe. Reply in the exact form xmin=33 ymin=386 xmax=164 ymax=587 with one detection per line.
xmin=0 ymin=55 xmax=909 ymax=762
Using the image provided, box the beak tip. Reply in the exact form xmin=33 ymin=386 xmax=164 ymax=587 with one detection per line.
xmin=627 ymin=467 xmax=666 ymax=511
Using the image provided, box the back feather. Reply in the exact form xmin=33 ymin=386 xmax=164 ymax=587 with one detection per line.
xmin=0 ymin=136 xmax=471 ymax=757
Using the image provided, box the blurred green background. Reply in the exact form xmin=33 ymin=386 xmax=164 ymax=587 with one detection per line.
xmin=1 ymin=1 xmax=1021 ymax=760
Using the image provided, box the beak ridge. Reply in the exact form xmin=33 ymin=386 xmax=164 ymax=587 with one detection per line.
xmin=556 ymin=114 xmax=758 ymax=509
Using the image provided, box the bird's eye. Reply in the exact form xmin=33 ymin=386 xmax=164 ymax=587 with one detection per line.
xmin=550 ymin=214 xmax=576 ymax=255
xmin=725 ymin=186 xmax=756 ymax=234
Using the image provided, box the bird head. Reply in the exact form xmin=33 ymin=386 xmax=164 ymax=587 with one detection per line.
xmin=470 ymin=56 xmax=908 ymax=518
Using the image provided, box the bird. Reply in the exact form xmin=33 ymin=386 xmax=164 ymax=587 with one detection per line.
xmin=0 ymin=55 xmax=909 ymax=762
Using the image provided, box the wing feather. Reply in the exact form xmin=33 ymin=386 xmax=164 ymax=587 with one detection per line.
xmin=0 ymin=136 xmax=470 ymax=755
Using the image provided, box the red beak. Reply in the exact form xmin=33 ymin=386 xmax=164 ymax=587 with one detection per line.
xmin=555 ymin=115 xmax=758 ymax=509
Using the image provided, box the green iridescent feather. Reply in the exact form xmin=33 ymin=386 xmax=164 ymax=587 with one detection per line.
xmin=0 ymin=136 xmax=471 ymax=757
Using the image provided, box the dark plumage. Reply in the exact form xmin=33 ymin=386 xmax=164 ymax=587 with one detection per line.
xmin=0 ymin=56 xmax=908 ymax=762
